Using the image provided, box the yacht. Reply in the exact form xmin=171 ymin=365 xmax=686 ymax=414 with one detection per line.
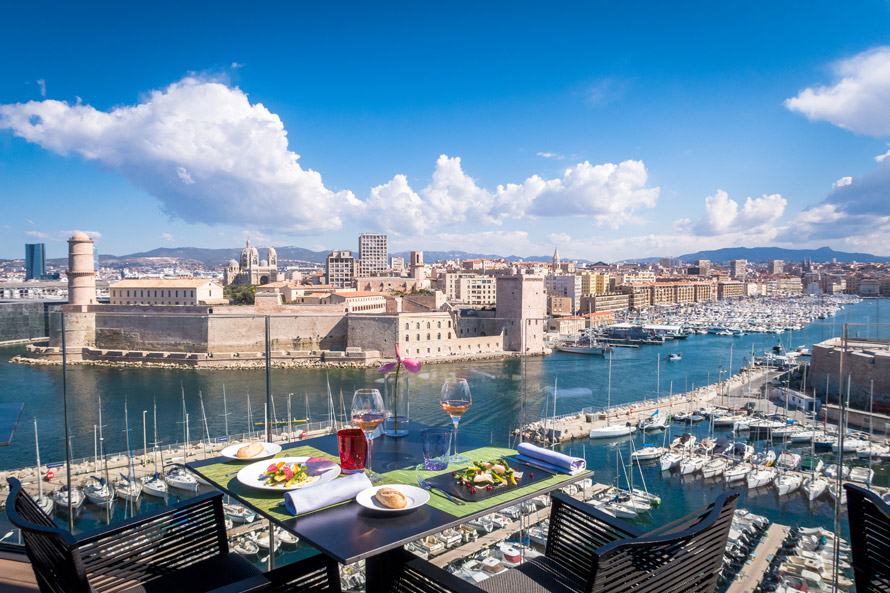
xmin=773 ymin=473 xmax=802 ymax=496
xmin=746 ymin=467 xmax=777 ymax=489
xmin=52 ymin=485 xmax=85 ymax=514
xmin=631 ymin=444 xmax=666 ymax=461
xmin=164 ymin=464 xmax=199 ymax=492
xmin=802 ymin=476 xmax=828 ymax=501
xmin=140 ymin=473 xmax=168 ymax=498
xmin=83 ymin=476 xmax=115 ymax=506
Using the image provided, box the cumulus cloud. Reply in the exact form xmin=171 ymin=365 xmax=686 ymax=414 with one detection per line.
xmin=548 ymin=233 xmax=571 ymax=245
xmin=832 ymin=176 xmax=853 ymax=188
xmin=0 ymin=77 xmax=361 ymax=232
xmin=692 ymin=190 xmax=787 ymax=236
xmin=785 ymin=46 xmax=890 ymax=135
xmin=367 ymin=156 xmax=659 ymax=236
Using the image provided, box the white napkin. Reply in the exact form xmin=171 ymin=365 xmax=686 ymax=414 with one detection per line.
xmin=283 ymin=472 xmax=372 ymax=515
xmin=517 ymin=442 xmax=587 ymax=475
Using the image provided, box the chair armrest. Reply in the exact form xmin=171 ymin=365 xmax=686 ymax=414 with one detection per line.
xmin=386 ymin=547 xmax=485 ymax=593
xmin=253 ymin=554 xmax=342 ymax=593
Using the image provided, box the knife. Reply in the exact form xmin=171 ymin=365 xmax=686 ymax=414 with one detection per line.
xmin=502 ymin=455 xmax=559 ymax=475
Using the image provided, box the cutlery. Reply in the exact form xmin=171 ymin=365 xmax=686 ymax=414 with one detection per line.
xmin=416 ymin=474 xmax=465 ymax=505
xmin=502 ymin=456 xmax=558 ymax=475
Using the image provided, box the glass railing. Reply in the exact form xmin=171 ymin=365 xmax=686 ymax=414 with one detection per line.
xmin=0 ymin=296 xmax=885 ymax=587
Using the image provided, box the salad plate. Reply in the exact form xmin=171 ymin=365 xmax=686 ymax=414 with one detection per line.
xmin=221 ymin=442 xmax=282 ymax=461
xmin=236 ymin=456 xmax=340 ymax=491
xmin=355 ymin=484 xmax=429 ymax=513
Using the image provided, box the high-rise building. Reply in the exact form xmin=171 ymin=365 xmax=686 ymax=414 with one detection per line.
xmin=695 ymin=259 xmax=711 ymax=276
xmin=729 ymin=259 xmax=746 ymax=278
xmin=769 ymin=259 xmax=783 ymax=275
xmin=326 ymin=250 xmax=356 ymax=288
xmin=25 ymin=243 xmax=46 ymax=280
xmin=358 ymin=233 xmax=388 ymax=277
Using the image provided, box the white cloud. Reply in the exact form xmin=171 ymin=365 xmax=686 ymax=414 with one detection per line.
xmin=160 ymin=233 xmax=174 ymax=242
xmin=231 ymin=62 xmax=244 ymax=69
xmin=0 ymin=77 xmax=361 ymax=233
xmin=832 ymin=176 xmax=853 ymax=188
xmin=876 ymin=145 xmax=890 ymax=162
xmin=692 ymin=190 xmax=786 ymax=236
xmin=785 ymin=46 xmax=890 ymax=135
xmin=536 ymin=151 xmax=564 ymax=160
xmin=368 ymin=157 xmax=659 ymax=237
xmin=36 ymin=79 xmax=45 ymax=97
xmin=547 ymin=233 xmax=571 ymax=245
xmin=26 ymin=219 xmax=34 ymax=225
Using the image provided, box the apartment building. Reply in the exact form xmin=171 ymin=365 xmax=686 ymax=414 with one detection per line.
xmin=109 ymin=279 xmax=226 ymax=306
xmin=357 ymin=233 xmax=388 ymax=277
xmin=325 ymin=250 xmax=356 ymax=288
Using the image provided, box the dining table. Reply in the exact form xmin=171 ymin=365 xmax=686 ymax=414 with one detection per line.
xmin=187 ymin=421 xmax=594 ymax=592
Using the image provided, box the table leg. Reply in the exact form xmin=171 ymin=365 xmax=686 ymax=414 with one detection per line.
xmin=364 ymin=549 xmax=400 ymax=593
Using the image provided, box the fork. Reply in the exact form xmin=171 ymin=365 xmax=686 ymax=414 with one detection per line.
xmin=416 ymin=474 xmax=465 ymax=505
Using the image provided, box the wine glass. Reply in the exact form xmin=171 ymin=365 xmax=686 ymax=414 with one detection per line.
xmin=440 ymin=378 xmax=472 ymax=464
xmin=351 ymin=388 xmax=385 ymax=483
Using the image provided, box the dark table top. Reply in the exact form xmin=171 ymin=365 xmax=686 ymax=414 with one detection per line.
xmin=188 ymin=422 xmax=593 ymax=564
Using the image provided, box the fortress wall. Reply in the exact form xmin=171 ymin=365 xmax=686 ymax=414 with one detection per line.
xmin=207 ymin=314 xmax=348 ymax=352
xmin=810 ymin=337 xmax=890 ymax=406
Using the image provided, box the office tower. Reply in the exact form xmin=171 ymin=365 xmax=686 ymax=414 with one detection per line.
xmin=25 ymin=243 xmax=46 ymax=280
xmin=326 ymin=250 xmax=356 ymax=288
xmin=769 ymin=259 xmax=783 ymax=274
xmin=729 ymin=259 xmax=746 ymax=278
xmin=358 ymin=233 xmax=388 ymax=277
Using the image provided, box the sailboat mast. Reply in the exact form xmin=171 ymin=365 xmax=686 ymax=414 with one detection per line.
xmin=199 ymin=390 xmax=210 ymax=457
xmin=34 ymin=417 xmax=43 ymax=499
xmin=152 ymin=397 xmax=160 ymax=471
xmin=222 ymin=384 xmax=229 ymax=438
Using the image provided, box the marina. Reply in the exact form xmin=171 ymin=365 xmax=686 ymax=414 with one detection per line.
xmin=0 ymin=295 xmax=887 ymax=587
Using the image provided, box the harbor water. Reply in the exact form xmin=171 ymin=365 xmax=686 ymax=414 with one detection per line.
xmin=1 ymin=297 xmax=888 ymax=557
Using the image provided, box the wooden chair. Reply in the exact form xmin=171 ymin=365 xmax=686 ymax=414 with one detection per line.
xmin=387 ymin=490 xmax=739 ymax=593
xmin=845 ymin=483 xmax=890 ymax=593
xmin=5 ymin=477 xmax=340 ymax=593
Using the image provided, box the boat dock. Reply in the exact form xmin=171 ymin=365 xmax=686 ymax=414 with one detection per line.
xmin=726 ymin=523 xmax=791 ymax=593
xmin=519 ymin=367 xmax=779 ymax=445
xmin=430 ymin=482 xmax=612 ymax=568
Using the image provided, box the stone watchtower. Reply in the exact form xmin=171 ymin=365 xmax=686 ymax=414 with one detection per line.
xmin=67 ymin=231 xmax=97 ymax=307
xmin=54 ymin=231 xmax=97 ymax=358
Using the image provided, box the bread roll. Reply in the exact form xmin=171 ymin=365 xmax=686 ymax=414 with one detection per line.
xmin=375 ymin=487 xmax=408 ymax=509
xmin=236 ymin=442 xmax=264 ymax=458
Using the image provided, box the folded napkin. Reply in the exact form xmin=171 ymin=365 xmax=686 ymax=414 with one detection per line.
xmin=284 ymin=472 xmax=372 ymax=515
xmin=516 ymin=442 xmax=587 ymax=475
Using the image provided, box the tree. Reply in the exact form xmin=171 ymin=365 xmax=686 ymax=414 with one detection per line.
xmin=224 ymin=284 xmax=256 ymax=305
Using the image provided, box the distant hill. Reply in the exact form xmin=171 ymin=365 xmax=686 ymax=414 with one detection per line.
xmin=99 ymin=246 xmax=330 ymax=267
xmin=674 ymin=246 xmax=888 ymax=264
xmin=392 ymin=250 xmax=591 ymax=264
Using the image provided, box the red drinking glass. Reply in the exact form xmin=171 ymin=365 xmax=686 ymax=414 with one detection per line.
xmin=337 ymin=428 xmax=367 ymax=474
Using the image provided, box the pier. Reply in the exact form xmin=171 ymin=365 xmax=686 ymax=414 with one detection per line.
xmin=726 ymin=523 xmax=791 ymax=593
xmin=520 ymin=366 xmax=780 ymax=445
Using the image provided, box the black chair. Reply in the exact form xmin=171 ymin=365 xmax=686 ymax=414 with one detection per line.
xmin=845 ymin=483 xmax=890 ymax=593
xmin=387 ymin=490 xmax=739 ymax=593
xmin=5 ymin=478 xmax=341 ymax=593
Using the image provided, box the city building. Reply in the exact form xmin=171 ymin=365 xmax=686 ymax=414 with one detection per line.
xmin=224 ymin=241 xmax=280 ymax=286
xmin=357 ymin=233 xmax=388 ymax=277
xmin=544 ymin=274 xmax=582 ymax=313
xmin=717 ymin=281 xmax=745 ymax=299
xmin=325 ymin=250 xmax=356 ymax=288
xmin=25 ymin=243 xmax=46 ymax=280
xmin=547 ymin=295 xmax=572 ymax=316
xmin=729 ymin=259 xmax=746 ymax=278
xmin=109 ymin=279 xmax=227 ymax=306
xmin=768 ymin=259 xmax=784 ymax=274
xmin=328 ymin=291 xmax=387 ymax=313
xmin=390 ymin=256 xmax=405 ymax=272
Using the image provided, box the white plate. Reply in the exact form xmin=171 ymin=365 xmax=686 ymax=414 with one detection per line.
xmin=236 ymin=457 xmax=341 ymax=491
xmin=355 ymin=485 xmax=430 ymax=513
xmin=220 ymin=442 xmax=282 ymax=461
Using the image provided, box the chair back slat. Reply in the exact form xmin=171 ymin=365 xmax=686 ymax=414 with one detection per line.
xmin=78 ymin=494 xmax=228 ymax=592
xmin=5 ymin=478 xmax=90 ymax=593
xmin=588 ymin=490 xmax=738 ymax=593
xmin=846 ymin=483 xmax=890 ymax=593
xmin=545 ymin=493 xmax=644 ymax=578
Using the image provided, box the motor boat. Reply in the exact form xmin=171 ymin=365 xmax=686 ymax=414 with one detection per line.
xmin=589 ymin=423 xmax=636 ymax=438
xmin=631 ymin=444 xmax=665 ymax=461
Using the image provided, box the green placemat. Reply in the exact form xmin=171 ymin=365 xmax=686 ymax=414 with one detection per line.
xmin=382 ymin=446 xmax=584 ymax=519
xmin=196 ymin=445 xmax=339 ymax=521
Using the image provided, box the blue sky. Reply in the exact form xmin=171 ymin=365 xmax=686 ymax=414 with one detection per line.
xmin=2 ymin=1 xmax=890 ymax=261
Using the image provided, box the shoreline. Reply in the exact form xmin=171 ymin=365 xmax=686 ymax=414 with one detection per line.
xmin=9 ymin=349 xmax=541 ymax=371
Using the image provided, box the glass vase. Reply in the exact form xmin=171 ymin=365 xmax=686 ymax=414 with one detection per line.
xmin=383 ymin=371 xmax=410 ymax=437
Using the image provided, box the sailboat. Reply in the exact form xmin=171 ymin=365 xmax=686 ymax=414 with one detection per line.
xmin=52 ymin=435 xmax=85 ymax=515
xmin=84 ymin=397 xmax=115 ymax=506
xmin=114 ymin=401 xmax=142 ymax=503
xmin=141 ymin=398 xmax=168 ymax=498
xmin=589 ymin=351 xmax=636 ymax=439
xmin=32 ymin=418 xmax=53 ymax=515
xmin=166 ymin=389 xmax=199 ymax=491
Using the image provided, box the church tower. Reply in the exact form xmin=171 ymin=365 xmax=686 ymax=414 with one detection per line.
xmin=552 ymin=246 xmax=560 ymax=272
